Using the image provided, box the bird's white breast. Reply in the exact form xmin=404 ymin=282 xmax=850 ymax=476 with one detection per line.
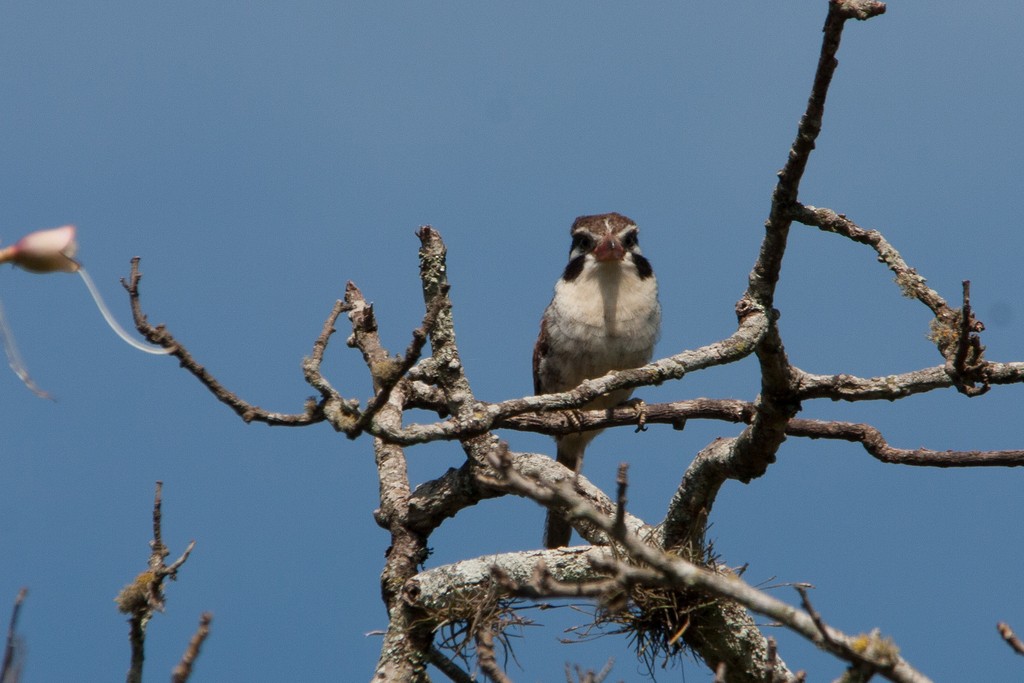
xmin=544 ymin=258 xmax=661 ymax=396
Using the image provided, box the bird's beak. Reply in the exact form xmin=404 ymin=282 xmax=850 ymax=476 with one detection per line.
xmin=593 ymin=235 xmax=626 ymax=262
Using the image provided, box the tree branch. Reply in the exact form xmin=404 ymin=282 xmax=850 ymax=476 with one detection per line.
xmin=115 ymin=482 xmax=197 ymax=683
xmin=488 ymin=449 xmax=651 ymax=546
xmin=122 ymin=257 xmax=353 ymax=427
xmin=475 ymin=626 xmax=514 ymax=683
xmin=790 ymin=204 xmax=992 ymax=395
xmin=107 ymin=4 xmax=1024 ymax=680
xmin=347 ymin=281 xmax=447 ymax=438
xmin=364 ymin=310 xmax=770 ymax=446
xmin=428 ymin=646 xmax=475 ymax=683
xmin=693 ymin=0 xmax=891 ymax=572
xmin=170 ymin=612 xmax=213 ymax=683
xmin=482 ymin=446 xmax=928 ymax=683
xmin=300 ymin=297 xmax=354 ymax=429
xmin=0 ymin=588 xmax=27 ymax=683
xmin=997 ymin=622 xmax=1024 ymax=657
xmin=788 ymin=204 xmax=949 ymax=317
xmin=786 ymin=418 xmax=1024 ymax=467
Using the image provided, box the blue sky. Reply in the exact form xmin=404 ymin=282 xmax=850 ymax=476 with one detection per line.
xmin=1 ymin=2 xmax=1023 ymax=681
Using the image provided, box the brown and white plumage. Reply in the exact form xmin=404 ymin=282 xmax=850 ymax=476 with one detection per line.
xmin=533 ymin=213 xmax=661 ymax=547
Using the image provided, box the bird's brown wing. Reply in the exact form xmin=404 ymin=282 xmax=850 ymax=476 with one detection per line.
xmin=532 ymin=315 xmax=549 ymax=396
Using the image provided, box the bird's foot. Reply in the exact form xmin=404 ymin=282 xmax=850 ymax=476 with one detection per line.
xmin=621 ymin=397 xmax=648 ymax=432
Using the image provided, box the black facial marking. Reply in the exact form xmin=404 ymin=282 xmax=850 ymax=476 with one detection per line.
xmin=633 ymin=253 xmax=653 ymax=279
xmin=622 ymin=230 xmax=638 ymax=249
xmin=562 ymin=254 xmax=586 ymax=282
xmin=570 ymin=232 xmax=594 ymax=254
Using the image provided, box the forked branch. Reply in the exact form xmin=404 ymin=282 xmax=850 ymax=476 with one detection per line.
xmin=115 ymin=482 xmax=199 ymax=683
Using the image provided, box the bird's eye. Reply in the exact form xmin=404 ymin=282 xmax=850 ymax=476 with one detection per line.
xmin=571 ymin=233 xmax=594 ymax=252
xmin=622 ymin=231 xmax=638 ymax=248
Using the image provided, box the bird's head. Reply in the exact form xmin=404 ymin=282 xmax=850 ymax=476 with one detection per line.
xmin=563 ymin=213 xmax=652 ymax=281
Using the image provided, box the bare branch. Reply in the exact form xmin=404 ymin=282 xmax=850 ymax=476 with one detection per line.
xmin=416 ymin=226 xmax=476 ymax=419
xmin=767 ymin=637 xmax=779 ymax=682
xmin=944 ymin=281 xmax=989 ymax=396
xmin=364 ymin=311 xmax=770 ymax=446
xmin=349 ymin=281 xmax=447 ymax=437
xmin=368 ymin=380 xmax=434 ymax=682
xmin=790 ymin=204 xmax=993 ymax=396
xmin=302 ymin=298 xmax=346 ymax=398
xmin=752 ymin=0 xmax=885 ymax=305
xmin=794 ymin=361 xmax=1024 ymax=402
xmin=483 ymin=447 xmax=929 ymax=683
xmin=404 ymin=458 xmax=506 ymax=535
xmin=122 ymin=258 xmax=351 ymax=427
xmin=427 ymin=646 xmax=475 ymax=683
xmin=997 ymin=622 xmax=1024 ymax=657
xmin=565 ymin=660 xmax=615 ymax=683
xmin=786 ymin=418 xmax=1024 ymax=467
xmin=796 ymin=586 xmax=835 ymax=648
xmin=788 ymin=204 xmax=949 ymax=317
xmin=680 ymin=0 xmax=892 ymax=570
xmin=346 ymin=269 xmax=459 ymax=682
xmin=343 ymin=281 xmax=391 ymax=375
xmin=103 ymin=5 xmax=1024 ymax=681
xmin=661 ymin=437 xmax=739 ymax=550
xmin=500 ymin=398 xmax=752 ymax=435
xmin=0 ymin=588 xmax=27 ymax=683
xmin=170 ymin=612 xmax=212 ymax=683
xmin=661 ymin=410 xmax=1024 ymax=550
xmin=117 ymin=250 xmax=1024 ymax=448
xmin=832 ymin=0 xmax=887 ymax=21
xmin=478 ymin=456 xmax=796 ymax=679
xmin=116 ymin=482 xmax=198 ymax=683
xmin=476 ymin=626 xmax=514 ymax=683
xmin=487 ymin=449 xmax=651 ymax=546
xmin=406 ymin=547 xmax=607 ymax=619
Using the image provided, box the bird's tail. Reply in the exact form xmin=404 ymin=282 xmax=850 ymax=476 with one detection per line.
xmin=543 ymin=509 xmax=572 ymax=549
xmin=542 ymin=440 xmax=585 ymax=548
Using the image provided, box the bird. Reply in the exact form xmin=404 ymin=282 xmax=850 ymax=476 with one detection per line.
xmin=533 ymin=213 xmax=661 ymax=548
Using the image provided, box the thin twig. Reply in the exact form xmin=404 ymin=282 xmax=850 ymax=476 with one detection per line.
xmin=789 ymin=204 xmax=948 ymax=317
xmin=945 ymin=280 xmax=989 ymax=396
xmin=116 ymin=482 xmax=198 ymax=683
xmin=151 ymin=481 xmax=166 ymax=567
xmin=302 ymin=298 xmax=347 ymax=403
xmin=786 ymin=417 xmax=1024 ymax=467
xmin=351 ymin=282 xmax=447 ymax=437
xmin=476 ymin=626 xmax=514 ymax=683
xmin=566 ymin=659 xmax=615 ymax=683
xmin=791 ymin=205 xmax=993 ymax=397
xmin=170 ymin=612 xmax=212 ymax=683
xmin=997 ymin=622 xmax=1024 ymax=656
xmin=0 ymin=588 xmax=27 ymax=683
xmin=427 ymin=646 xmax=475 ymax=683
xmin=122 ymin=257 xmax=346 ymax=427
xmin=754 ymin=0 xmax=885 ymax=304
xmin=796 ymin=586 xmax=834 ymax=647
